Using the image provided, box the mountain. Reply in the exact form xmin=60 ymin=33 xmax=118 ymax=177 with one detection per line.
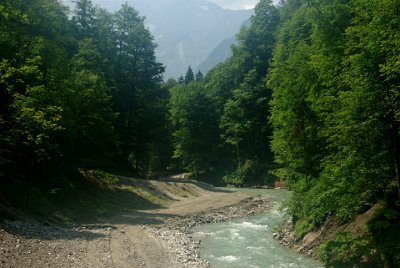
xmin=208 ymin=0 xmax=258 ymax=10
xmin=198 ymin=36 xmax=235 ymax=74
xmin=63 ymin=0 xmax=252 ymax=79
xmin=198 ymin=18 xmax=251 ymax=74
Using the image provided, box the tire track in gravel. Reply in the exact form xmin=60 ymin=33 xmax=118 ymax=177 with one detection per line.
xmin=84 ymin=227 xmax=113 ymax=268
xmin=1 ymin=181 xmax=256 ymax=268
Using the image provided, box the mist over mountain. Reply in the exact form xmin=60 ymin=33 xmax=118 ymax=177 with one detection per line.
xmin=198 ymin=17 xmax=251 ymax=75
xmin=198 ymin=36 xmax=235 ymax=75
xmin=208 ymin=0 xmax=259 ymax=10
xmin=63 ymin=0 xmax=252 ymax=79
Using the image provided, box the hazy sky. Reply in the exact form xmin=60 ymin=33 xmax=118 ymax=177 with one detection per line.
xmin=208 ymin=0 xmax=280 ymax=10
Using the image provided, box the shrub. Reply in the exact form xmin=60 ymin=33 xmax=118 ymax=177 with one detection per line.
xmin=83 ymin=169 xmax=120 ymax=185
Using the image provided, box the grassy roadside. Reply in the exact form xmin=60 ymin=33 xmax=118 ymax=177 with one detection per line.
xmin=0 ymin=169 xmax=169 ymax=225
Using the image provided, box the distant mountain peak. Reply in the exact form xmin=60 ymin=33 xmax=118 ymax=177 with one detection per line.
xmin=62 ymin=0 xmax=252 ymax=79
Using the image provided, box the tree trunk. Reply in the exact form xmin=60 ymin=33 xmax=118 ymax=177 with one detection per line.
xmin=302 ymin=113 xmax=309 ymax=190
xmin=390 ymin=116 xmax=400 ymax=198
xmin=395 ymin=157 xmax=400 ymax=198
xmin=236 ymin=143 xmax=241 ymax=168
xmin=386 ymin=88 xmax=400 ymax=198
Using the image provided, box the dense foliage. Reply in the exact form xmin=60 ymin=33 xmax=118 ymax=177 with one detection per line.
xmin=0 ymin=0 xmax=168 ymax=184
xmin=267 ymin=0 xmax=400 ymax=266
xmin=168 ymin=0 xmax=400 ymax=265
xmin=168 ymin=0 xmax=280 ymax=185
xmin=1 ymin=0 xmax=399 ymax=266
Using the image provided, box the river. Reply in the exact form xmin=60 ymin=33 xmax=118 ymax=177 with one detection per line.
xmin=192 ymin=188 xmax=323 ymax=268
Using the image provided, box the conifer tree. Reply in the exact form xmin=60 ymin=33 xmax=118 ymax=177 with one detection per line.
xmin=184 ymin=66 xmax=195 ymax=84
xmin=195 ymin=70 xmax=203 ymax=82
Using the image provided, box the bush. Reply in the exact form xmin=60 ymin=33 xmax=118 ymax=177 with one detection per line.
xmin=83 ymin=169 xmax=120 ymax=185
xmin=368 ymin=207 xmax=400 ymax=266
xmin=317 ymin=232 xmax=378 ymax=267
xmin=222 ymin=160 xmax=256 ymax=186
xmin=223 ymin=159 xmax=276 ymax=186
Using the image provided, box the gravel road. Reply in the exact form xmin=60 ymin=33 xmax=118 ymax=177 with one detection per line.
xmin=0 ymin=182 xmax=271 ymax=268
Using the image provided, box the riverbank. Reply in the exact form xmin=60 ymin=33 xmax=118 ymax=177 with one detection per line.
xmin=273 ymin=202 xmax=387 ymax=265
xmin=145 ymin=195 xmax=271 ymax=267
xmin=0 ymin=176 xmax=272 ymax=267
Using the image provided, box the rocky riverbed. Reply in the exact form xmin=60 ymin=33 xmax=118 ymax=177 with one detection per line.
xmin=145 ymin=195 xmax=271 ymax=267
xmin=0 ymin=193 xmax=271 ymax=268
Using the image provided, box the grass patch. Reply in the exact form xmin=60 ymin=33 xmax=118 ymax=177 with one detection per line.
xmin=82 ymin=169 xmax=120 ymax=185
xmin=1 ymin=169 xmax=168 ymax=224
xmin=293 ymin=218 xmax=314 ymax=240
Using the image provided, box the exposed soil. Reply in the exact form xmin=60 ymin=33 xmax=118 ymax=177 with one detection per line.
xmin=0 ymin=177 xmax=271 ymax=268
xmin=273 ymin=202 xmax=385 ymax=258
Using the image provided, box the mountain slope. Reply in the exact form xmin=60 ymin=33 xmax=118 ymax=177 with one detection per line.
xmin=198 ymin=36 xmax=235 ymax=74
xmin=63 ymin=0 xmax=252 ymax=79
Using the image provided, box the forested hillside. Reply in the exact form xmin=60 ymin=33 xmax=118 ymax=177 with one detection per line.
xmin=0 ymin=0 xmax=170 ymax=181
xmin=267 ymin=1 xmax=400 ymax=266
xmin=1 ymin=0 xmax=399 ymax=266
xmin=168 ymin=0 xmax=400 ymax=265
xmin=167 ymin=0 xmax=279 ymax=186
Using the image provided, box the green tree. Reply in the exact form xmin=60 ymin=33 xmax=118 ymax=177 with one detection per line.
xmin=58 ymin=38 xmax=116 ymax=167
xmin=217 ymin=0 xmax=280 ymax=184
xmin=342 ymin=0 xmax=400 ymax=198
xmin=177 ymin=76 xmax=185 ymax=84
xmin=195 ymin=70 xmax=204 ymax=82
xmin=169 ymin=83 xmax=218 ymax=176
xmin=184 ymin=66 xmax=195 ymax=84
xmin=268 ymin=0 xmax=318 ymax=189
xmin=0 ymin=0 xmax=72 ymax=182
xmin=72 ymin=0 xmax=97 ymax=39
xmin=112 ymin=3 xmax=164 ymax=173
xmin=268 ymin=1 xmax=400 ymax=265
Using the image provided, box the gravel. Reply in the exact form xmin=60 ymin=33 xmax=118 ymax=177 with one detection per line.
xmin=0 ymin=196 xmax=271 ymax=268
xmin=145 ymin=196 xmax=271 ymax=267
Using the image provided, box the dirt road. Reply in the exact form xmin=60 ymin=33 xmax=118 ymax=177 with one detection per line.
xmin=1 ymin=179 xmax=261 ymax=268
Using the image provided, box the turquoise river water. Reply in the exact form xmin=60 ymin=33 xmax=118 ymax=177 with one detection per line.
xmin=192 ymin=188 xmax=323 ymax=268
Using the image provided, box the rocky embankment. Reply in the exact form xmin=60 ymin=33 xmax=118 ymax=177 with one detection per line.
xmin=272 ymin=202 xmax=385 ymax=259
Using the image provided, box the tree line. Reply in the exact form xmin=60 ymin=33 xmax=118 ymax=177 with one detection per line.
xmin=1 ymin=0 xmax=399 ymax=266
